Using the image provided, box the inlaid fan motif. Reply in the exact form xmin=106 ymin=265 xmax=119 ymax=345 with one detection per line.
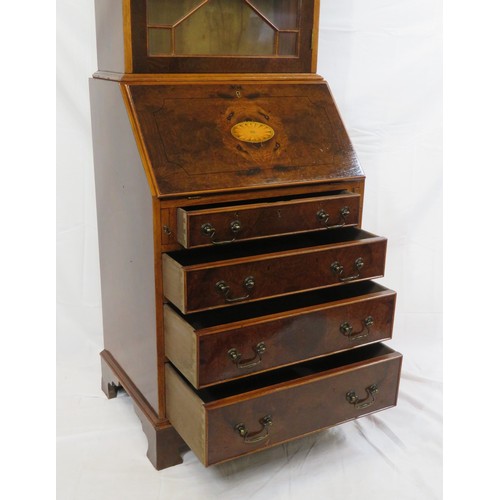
xmin=230 ymin=121 xmax=275 ymax=143
xmin=221 ymin=102 xmax=288 ymax=166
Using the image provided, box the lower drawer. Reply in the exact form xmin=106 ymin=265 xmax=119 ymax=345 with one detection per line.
xmin=165 ymin=282 xmax=397 ymax=388
xmin=165 ymin=344 xmax=402 ymax=466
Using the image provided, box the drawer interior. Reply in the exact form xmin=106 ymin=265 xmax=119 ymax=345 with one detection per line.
xmin=180 ymin=281 xmax=392 ymax=329
xmin=167 ymin=227 xmax=377 ymax=266
xmin=181 ymin=343 xmax=396 ymax=404
xmin=182 ymin=190 xmax=354 ymax=212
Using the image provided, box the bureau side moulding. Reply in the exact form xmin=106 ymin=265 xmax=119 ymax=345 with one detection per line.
xmin=90 ymin=0 xmax=402 ymax=470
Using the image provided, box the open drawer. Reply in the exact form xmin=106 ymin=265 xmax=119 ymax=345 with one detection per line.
xmin=163 ymin=228 xmax=387 ymax=314
xmin=165 ymin=282 xmax=397 ymax=388
xmin=165 ymin=343 xmax=402 ymax=466
xmin=176 ymin=191 xmax=361 ymax=248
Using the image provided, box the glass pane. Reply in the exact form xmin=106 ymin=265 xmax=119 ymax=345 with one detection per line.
xmin=278 ymin=32 xmax=298 ymax=56
xmin=175 ymin=0 xmax=276 ymax=55
xmin=147 ymin=0 xmax=203 ymax=26
xmin=148 ymin=28 xmax=172 ymax=55
xmin=248 ymin=0 xmax=300 ymax=30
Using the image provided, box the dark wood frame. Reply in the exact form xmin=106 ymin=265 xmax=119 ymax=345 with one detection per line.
xmin=130 ymin=0 xmax=318 ymax=73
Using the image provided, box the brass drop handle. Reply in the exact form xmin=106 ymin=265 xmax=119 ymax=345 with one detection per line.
xmin=346 ymin=384 xmax=379 ymax=410
xmin=215 ymin=276 xmax=255 ymax=303
xmin=340 ymin=316 xmax=374 ymax=341
xmin=228 ymin=342 xmax=266 ymax=369
xmin=331 ymin=257 xmax=364 ymax=282
xmin=235 ymin=415 xmax=273 ymax=444
xmin=201 ymin=220 xmax=242 ymax=245
xmin=317 ymin=206 xmax=350 ymax=229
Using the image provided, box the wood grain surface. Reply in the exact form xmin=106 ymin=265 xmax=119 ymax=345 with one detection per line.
xmin=163 ymin=228 xmax=387 ymax=314
xmin=171 ymin=283 xmax=396 ymax=387
xmin=177 ymin=191 xmax=361 ymax=248
xmin=126 ymin=81 xmax=363 ymax=197
xmin=165 ymin=344 xmax=402 ymax=466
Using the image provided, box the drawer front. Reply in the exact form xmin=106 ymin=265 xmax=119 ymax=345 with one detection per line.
xmin=178 ymin=238 xmax=386 ymax=313
xmin=165 ymin=346 xmax=402 ymax=466
xmin=206 ymin=350 xmax=401 ymax=465
xmin=198 ymin=290 xmax=396 ymax=387
xmin=177 ymin=192 xmax=361 ymax=248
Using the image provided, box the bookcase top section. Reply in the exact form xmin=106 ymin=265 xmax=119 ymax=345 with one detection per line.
xmin=125 ymin=81 xmax=364 ymax=198
xmin=95 ymin=0 xmax=319 ymax=74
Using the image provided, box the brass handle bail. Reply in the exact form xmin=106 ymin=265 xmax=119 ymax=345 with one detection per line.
xmin=235 ymin=415 xmax=273 ymax=444
xmin=215 ymin=276 xmax=255 ymax=303
xmin=317 ymin=206 xmax=351 ymax=229
xmin=340 ymin=316 xmax=374 ymax=341
xmin=346 ymin=384 xmax=379 ymax=410
xmin=227 ymin=342 xmax=266 ymax=369
xmin=201 ymin=220 xmax=242 ymax=245
xmin=331 ymin=257 xmax=364 ymax=282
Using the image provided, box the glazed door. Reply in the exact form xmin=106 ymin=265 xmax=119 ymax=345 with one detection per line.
xmin=130 ymin=0 xmax=317 ymax=73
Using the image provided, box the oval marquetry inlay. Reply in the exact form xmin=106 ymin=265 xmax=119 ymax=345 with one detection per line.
xmin=230 ymin=121 xmax=275 ymax=143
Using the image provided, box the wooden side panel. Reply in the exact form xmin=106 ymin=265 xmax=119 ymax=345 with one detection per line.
xmin=90 ymin=78 xmax=159 ymax=413
xmin=94 ymin=0 xmax=126 ymax=73
xmin=165 ymin=364 xmax=207 ymax=465
xmin=164 ymin=306 xmax=198 ymax=387
xmin=176 ymin=208 xmax=189 ymax=248
xmin=310 ymin=0 xmax=321 ymax=73
xmin=205 ymin=352 xmax=402 ymax=465
xmin=162 ymin=254 xmax=186 ymax=312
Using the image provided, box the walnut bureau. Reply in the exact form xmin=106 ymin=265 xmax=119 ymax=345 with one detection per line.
xmin=90 ymin=0 xmax=402 ymax=469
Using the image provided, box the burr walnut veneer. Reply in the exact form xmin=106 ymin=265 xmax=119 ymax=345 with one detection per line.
xmin=91 ymin=0 xmax=402 ymax=470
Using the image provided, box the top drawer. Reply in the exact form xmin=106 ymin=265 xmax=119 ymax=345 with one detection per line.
xmin=177 ymin=191 xmax=361 ymax=248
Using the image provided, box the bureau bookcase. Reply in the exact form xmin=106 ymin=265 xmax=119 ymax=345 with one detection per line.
xmin=91 ymin=0 xmax=402 ymax=469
